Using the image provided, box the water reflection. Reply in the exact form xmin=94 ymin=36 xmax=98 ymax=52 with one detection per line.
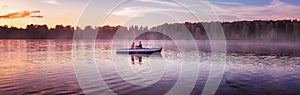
xmin=116 ymin=53 xmax=163 ymax=65
xmin=131 ymin=55 xmax=142 ymax=64
xmin=0 ymin=40 xmax=300 ymax=95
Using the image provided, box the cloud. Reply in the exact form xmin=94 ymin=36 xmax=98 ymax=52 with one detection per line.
xmin=112 ymin=7 xmax=162 ymax=17
xmin=30 ymin=15 xmax=44 ymax=18
xmin=111 ymin=6 xmax=186 ymax=18
xmin=0 ymin=10 xmax=43 ymax=19
xmin=45 ymin=0 xmax=60 ymax=5
xmin=137 ymin=0 xmax=178 ymax=6
xmin=111 ymin=0 xmax=192 ymax=18
xmin=108 ymin=0 xmax=300 ymax=22
xmin=211 ymin=0 xmax=300 ymax=21
xmin=1 ymin=5 xmax=9 ymax=10
xmin=211 ymin=2 xmax=245 ymax=6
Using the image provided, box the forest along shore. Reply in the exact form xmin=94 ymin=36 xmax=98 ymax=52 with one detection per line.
xmin=0 ymin=20 xmax=299 ymax=41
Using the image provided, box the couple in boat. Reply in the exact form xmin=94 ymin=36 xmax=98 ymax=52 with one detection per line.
xmin=116 ymin=41 xmax=161 ymax=54
xmin=131 ymin=41 xmax=143 ymax=49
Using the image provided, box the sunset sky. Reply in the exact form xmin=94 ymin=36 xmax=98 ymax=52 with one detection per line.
xmin=0 ymin=0 xmax=299 ymax=28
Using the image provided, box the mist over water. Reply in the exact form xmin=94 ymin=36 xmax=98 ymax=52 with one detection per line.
xmin=0 ymin=40 xmax=299 ymax=95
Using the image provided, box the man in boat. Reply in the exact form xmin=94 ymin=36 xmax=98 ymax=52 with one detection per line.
xmin=136 ymin=41 xmax=143 ymax=49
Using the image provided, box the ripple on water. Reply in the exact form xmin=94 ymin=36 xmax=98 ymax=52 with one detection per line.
xmin=0 ymin=40 xmax=300 ymax=95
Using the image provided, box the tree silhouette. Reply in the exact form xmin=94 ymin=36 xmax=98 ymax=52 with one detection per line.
xmin=0 ymin=20 xmax=299 ymax=41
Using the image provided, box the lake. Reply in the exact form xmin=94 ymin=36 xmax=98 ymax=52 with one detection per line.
xmin=0 ymin=40 xmax=299 ymax=95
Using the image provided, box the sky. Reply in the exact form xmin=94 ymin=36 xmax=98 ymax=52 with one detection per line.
xmin=0 ymin=0 xmax=299 ymax=28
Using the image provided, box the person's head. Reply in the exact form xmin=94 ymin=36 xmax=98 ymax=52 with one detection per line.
xmin=139 ymin=41 xmax=141 ymax=44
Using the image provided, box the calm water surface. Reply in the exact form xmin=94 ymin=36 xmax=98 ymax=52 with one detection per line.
xmin=0 ymin=40 xmax=299 ymax=95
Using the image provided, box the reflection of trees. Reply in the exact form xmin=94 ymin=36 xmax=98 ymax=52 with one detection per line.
xmin=0 ymin=20 xmax=299 ymax=41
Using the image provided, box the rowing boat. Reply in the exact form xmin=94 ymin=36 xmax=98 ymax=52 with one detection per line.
xmin=116 ymin=48 xmax=162 ymax=54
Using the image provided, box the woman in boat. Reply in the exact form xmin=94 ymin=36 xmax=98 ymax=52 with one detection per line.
xmin=131 ymin=42 xmax=135 ymax=49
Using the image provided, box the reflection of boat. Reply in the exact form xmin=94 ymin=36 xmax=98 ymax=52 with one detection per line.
xmin=116 ymin=52 xmax=162 ymax=65
xmin=116 ymin=48 xmax=162 ymax=54
xmin=129 ymin=53 xmax=162 ymax=58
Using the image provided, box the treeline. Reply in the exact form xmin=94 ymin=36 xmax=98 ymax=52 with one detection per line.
xmin=0 ymin=24 xmax=150 ymax=39
xmin=0 ymin=20 xmax=299 ymax=41
xmin=0 ymin=24 xmax=74 ymax=39
xmin=151 ymin=20 xmax=300 ymax=41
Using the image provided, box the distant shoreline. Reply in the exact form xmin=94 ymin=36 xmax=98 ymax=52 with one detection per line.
xmin=0 ymin=20 xmax=299 ymax=41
